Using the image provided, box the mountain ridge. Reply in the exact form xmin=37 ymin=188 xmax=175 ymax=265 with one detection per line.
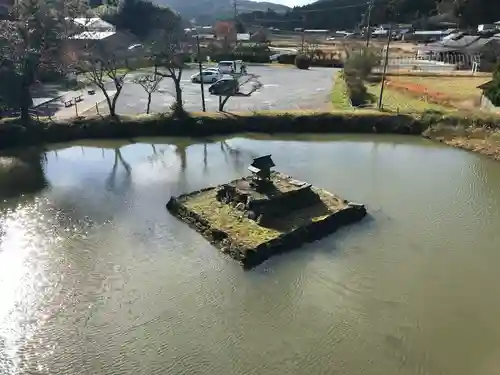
xmin=151 ymin=0 xmax=290 ymax=24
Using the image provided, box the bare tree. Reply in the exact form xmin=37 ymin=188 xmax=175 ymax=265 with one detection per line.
xmin=133 ymin=66 xmax=163 ymax=114
xmin=303 ymin=40 xmax=321 ymax=60
xmin=148 ymin=30 xmax=186 ymax=113
xmin=75 ymin=42 xmax=130 ymax=118
xmin=215 ymin=74 xmax=263 ymax=112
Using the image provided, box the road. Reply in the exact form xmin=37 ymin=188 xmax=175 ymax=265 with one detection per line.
xmin=110 ymin=65 xmax=337 ymax=115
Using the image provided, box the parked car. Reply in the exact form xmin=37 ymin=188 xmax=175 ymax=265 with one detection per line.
xmin=191 ymin=70 xmax=222 ymax=83
xmin=269 ymin=53 xmax=281 ymax=62
xmin=0 ymin=108 xmax=45 ymax=119
xmin=217 ymin=60 xmax=244 ymax=74
xmin=208 ymin=77 xmax=239 ymax=95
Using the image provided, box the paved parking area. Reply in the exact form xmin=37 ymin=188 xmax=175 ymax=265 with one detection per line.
xmin=111 ymin=65 xmax=338 ymax=115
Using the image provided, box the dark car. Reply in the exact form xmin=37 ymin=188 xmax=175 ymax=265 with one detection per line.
xmin=0 ymin=108 xmax=44 ymax=119
xmin=208 ymin=77 xmax=239 ymax=95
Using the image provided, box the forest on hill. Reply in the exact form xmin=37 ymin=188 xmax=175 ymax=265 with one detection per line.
xmin=157 ymin=0 xmax=290 ymax=24
xmin=238 ymin=0 xmax=500 ymax=31
xmin=90 ymin=0 xmax=289 ymax=25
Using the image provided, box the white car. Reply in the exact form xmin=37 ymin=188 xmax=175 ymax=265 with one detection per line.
xmin=191 ymin=70 xmax=221 ymax=83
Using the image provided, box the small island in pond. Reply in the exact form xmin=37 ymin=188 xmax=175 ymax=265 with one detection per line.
xmin=166 ymin=155 xmax=367 ymax=269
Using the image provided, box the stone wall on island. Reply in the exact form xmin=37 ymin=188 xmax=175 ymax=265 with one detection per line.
xmin=166 ymin=174 xmax=367 ymax=269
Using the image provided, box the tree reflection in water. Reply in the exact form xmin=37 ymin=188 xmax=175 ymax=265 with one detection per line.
xmin=203 ymin=143 xmax=208 ymax=173
xmin=175 ymin=145 xmax=187 ymax=172
xmin=219 ymin=141 xmax=258 ymax=172
xmin=105 ymin=148 xmax=132 ymax=194
xmin=0 ymin=148 xmax=48 ymax=198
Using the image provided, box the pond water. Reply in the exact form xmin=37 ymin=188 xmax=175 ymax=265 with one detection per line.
xmin=1 ymin=134 xmax=500 ymax=375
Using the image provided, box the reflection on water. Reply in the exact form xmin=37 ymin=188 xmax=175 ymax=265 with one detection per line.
xmin=1 ymin=134 xmax=500 ymax=375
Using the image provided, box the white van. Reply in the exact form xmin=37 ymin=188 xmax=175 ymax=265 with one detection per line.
xmin=217 ymin=60 xmax=244 ymax=74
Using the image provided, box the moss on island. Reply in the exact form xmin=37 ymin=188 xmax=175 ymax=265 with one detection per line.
xmin=166 ymin=165 xmax=366 ymax=269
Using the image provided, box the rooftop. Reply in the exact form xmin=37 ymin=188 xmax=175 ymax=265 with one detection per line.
xmin=417 ymin=34 xmax=500 ymax=53
xmin=70 ymin=31 xmax=116 ymax=40
xmin=72 ymin=17 xmax=115 ymax=31
xmin=478 ymin=80 xmax=493 ymax=90
xmin=413 ymin=28 xmax=456 ymax=35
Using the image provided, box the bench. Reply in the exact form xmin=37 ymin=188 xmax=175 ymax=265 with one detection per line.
xmin=64 ymin=99 xmax=73 ymax=107
xmin=74 ymin=95 xmax=83 ymax=103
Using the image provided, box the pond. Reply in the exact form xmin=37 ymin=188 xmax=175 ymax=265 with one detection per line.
xmin=1 ymin=134 xmax=500 ymax=375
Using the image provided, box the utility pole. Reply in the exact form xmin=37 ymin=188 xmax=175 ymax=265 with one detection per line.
xmin=378 ymin=23 xmax=392 ymax=110
xmin=233 ymin=0 xmax=237 ymax=21
xmin=301 ymin=14 xmax=306 ymax=52
xmin=365 ymin=0 xmax=373 ymax=48
xmin=196 ymin=35 xmax=206 ymax=112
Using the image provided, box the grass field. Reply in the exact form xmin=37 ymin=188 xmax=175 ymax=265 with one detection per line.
xmin=387 ymin=75 xmax=492 ymax=102
xmin=269 ymin=37 xmax=418 ymax=59
xmin=365 ymin=82 xmax=452 ymax=113
xmin=330 ymin=71 xmax=352 ymax=110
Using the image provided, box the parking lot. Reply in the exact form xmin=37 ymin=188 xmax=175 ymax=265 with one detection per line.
xmin=110 ymin=65 xmax=338 ymax=115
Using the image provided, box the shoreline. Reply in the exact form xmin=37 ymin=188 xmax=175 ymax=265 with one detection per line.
xmin=423 ymin=124 xmax=500 ymax=161
xmin=0 ymin=110 xmax=423 ymax=151
xmin=1 ymin=111 xmax=500 ymax=163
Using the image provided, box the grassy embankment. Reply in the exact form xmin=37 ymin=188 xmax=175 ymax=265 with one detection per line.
xmin=330 ymin=69 xmax=500 ymax=160
xmin=0 ymin=109 xmax=424 ymax=151
xmin=1 ymin=69 xmax=499 ymax=162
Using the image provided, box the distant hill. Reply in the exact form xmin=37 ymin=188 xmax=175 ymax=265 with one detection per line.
xmin=151 ymin=0 xmax=290 ymax=24
xmin=238 ymin=0 xmax=500 ymax=31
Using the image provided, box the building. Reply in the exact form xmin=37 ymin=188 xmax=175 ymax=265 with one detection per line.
xmin=72 ymin=17 xmax=115 ymax=32
xmin=478 ymin=24 xmax=497 ymax=33
xmin=417 ymin=34 xmax=500 ymax=70
xmin=404 ymin=29 xmax=456 ymax=42
xmin=214 ymin=20 xmax=236 ymax=43
xmin=65 ymin=17 xmax=139 ymax=65
xmin=477 ymin=80 xmax=499 ymax=113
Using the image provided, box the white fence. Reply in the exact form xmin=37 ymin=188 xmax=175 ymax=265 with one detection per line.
xmin=381 ymin=53 xmax=481 ymax=73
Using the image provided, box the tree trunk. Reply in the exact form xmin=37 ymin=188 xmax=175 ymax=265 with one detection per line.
xmin=110 ymin=87 xmax=122 ymax=118
xmin=107 ymin=96 xmax=116 ymax=117
xmin=174 ymin=79 xmax=183 ymax=108
xmin=219 ymin=96 xmax=231 ymax=111
xmin=97 ymin=84 xmax=114 ymax=117
xmin=20 ymin=82 xmax=32 ymax=125
xmin=146 ymin=93 xmax=152 ymax=114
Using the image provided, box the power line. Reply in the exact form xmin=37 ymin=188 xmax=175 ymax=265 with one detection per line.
xmin=365 ymin=0 xmax=373 ymax=47
xmin=252 ymin=0 xmax=388 ymax=21
xmin=251 ymin=0 xmax=390 ymax=23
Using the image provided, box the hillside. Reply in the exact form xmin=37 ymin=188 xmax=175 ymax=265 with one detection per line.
xmin=238 ymin=0 xmax=500 ymax=31
xmin=151 ymin=0 xmax=290 ymax=24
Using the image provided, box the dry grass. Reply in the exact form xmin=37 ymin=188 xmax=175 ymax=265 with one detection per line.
xmin=182 ymin=186 xmax=346 ymax=249
xmin=270 ymin=39 xmax=417 ymax=57
xmin=388 ymin=75 xmax=492 ymax=102
xmin=424 ymin=124 xmax=500 ymax=160
xmin=365 ymin=81 xmax=452 ymax=113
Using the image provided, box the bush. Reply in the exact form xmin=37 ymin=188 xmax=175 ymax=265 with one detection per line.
xmin=341 ymin=48 xmax=380 ymax=107
xmin=209 ymin=53 xmax=271 ymax=63
xmin=345 ymin=75 xmax=369 ymax=107
xmin=485 ymin=63 xmax=500 ymax=106
xmin=344 ymin=48 xmax=381 ymax=80
xmin=295 ymin=54 xmax=311 ymax=70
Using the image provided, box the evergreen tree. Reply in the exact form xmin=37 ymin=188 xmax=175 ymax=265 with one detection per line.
xmin=485 ymin=63 xmax=500 ymax=106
